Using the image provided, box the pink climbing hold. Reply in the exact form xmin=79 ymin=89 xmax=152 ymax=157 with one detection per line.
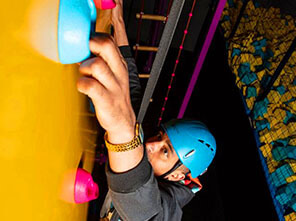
xmin=74 ymin=168 xmax=99 ymax=204
xmin=93 ymin=0 xmax=116 ymax=10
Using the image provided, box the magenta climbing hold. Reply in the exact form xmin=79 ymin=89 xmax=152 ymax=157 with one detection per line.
xmin=93 ymin=0 xmax=116 ymax=10
xmin=74 ymin=168 xmax=99 ymax=204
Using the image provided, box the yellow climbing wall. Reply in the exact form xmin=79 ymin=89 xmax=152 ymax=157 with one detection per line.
xmin=0 ymin=0 xmax=107 ymax=220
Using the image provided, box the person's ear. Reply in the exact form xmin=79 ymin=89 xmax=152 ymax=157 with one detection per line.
xmin=166 ymin=171 xmax=185 ymax=181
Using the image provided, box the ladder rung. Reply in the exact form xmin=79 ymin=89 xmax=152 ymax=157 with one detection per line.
xmin=136 ymin=13 xmax=167 ymax=22
xmin=138 ymin=74 xmax=150 ymax=78
xmin=133 ymin=45 xmax=158 ymax=52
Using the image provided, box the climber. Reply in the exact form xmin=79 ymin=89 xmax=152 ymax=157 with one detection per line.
xmin=77 ymin=0 xmax=216 ymax=220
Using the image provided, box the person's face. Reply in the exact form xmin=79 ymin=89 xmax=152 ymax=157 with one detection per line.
xmin=145 ymin=130 xmax=180 ymax=177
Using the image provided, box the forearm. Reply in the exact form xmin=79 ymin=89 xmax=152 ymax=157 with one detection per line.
xmin=107 ymin=19 xmax=142 ymax=172
xmin=106 ymin=24 xmax=143 ymax=172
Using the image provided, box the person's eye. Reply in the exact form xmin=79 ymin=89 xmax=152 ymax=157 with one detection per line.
xmin=163 ymin=147 xmax=168 ymax=157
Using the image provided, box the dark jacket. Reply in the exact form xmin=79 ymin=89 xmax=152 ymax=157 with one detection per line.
xmin=100 ymin=46 xmax=195 ymax=221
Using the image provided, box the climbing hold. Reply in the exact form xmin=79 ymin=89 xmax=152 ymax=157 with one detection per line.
xmin=58 ymin=0 xmax=97 ymax=64
xmin=93 ymin=0 xmax=116 ymax=10
xmin=74 ymin=168 xmax=99 ymax=204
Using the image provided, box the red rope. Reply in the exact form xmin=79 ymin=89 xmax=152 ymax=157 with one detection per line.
xmin=157 ymin=0 xmax=197 ymax=126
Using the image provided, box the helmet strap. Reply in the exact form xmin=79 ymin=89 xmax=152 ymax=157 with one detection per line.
xmin=158 ymin=159 xmax=183 ymax=179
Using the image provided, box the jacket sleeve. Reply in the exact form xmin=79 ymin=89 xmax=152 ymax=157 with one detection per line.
xmin=119 ymin=46 xmax=142 ymax=116
xmin=105 ymin=150 xmax=195 ymax=221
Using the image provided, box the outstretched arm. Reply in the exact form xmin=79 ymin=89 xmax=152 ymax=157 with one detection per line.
xmin=77 ymin=34 xmax=143 ymax=173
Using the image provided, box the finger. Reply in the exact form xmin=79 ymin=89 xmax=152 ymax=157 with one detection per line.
xmin=77 ymin=76 xmax=106 ymax=102
xmin=90 ymin=33 xmax=126 ymax=67
xmin=79 ymin=57 xmax=119 ymax=90
xmin=89 ymin=35 xmax=126 ymax=78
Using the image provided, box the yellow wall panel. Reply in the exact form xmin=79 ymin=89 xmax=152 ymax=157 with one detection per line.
xmin=0 ymin=0 xmax=102 ymax=220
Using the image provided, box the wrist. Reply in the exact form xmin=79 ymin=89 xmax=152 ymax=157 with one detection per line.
xmin=106 ymin=121 xmax=136 ymax=144
xmin=107 ymin=129 xmax=134 ymax=144
xmin=105 ymin=123 xmax=144 ymax=152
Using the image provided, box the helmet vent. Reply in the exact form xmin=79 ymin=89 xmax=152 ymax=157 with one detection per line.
xmin=198 ymin=139 xmax=204 ymax=143
xmin=199 ymin=139 xmax=214 ymax=152
xmin=184 ymin=150 xmax=195 ymax=158
xmin=206 ymin=143 xmax=214 ymax=152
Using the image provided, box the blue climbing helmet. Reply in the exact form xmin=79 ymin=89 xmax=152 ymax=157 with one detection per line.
xmin=161 ymin=119 xmax=216 ymax=178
